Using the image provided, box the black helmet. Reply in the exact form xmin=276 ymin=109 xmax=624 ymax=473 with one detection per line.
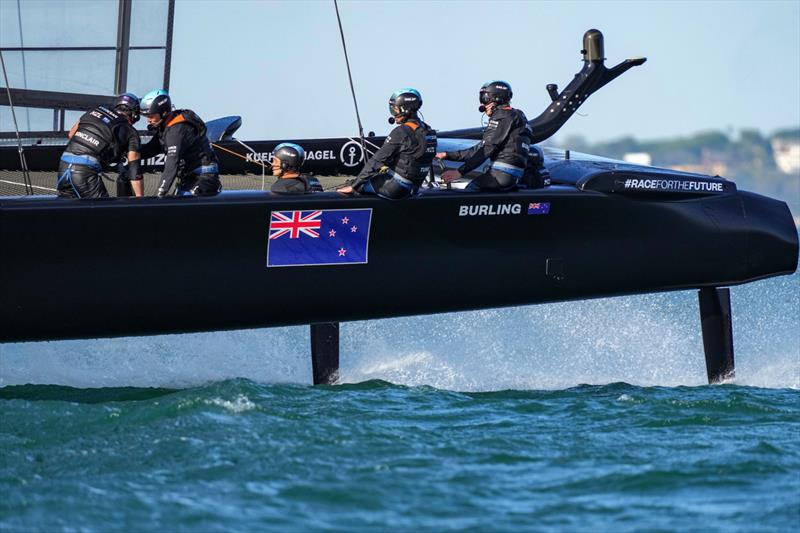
xmin=272 ymin=143 xmax=306 ymax=171
xmin=140 ymin=89 xmax=172 ymax=119
xmin=114 ymin=92 xmax=140 ymax=123
xmin=479 ymin=80 xmax=513 ymax=106
xmin=389 ymin=88 xmax=422 ymax=118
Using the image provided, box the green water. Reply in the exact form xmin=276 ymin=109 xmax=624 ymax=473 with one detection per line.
xmin=2 ymin=273 xmax=798 ymax=531
xmin=1 ymin=380 xmax=798 ymax=532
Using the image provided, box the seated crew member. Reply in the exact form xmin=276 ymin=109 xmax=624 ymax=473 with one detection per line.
xmin=270 ymin=143 xmax=323 ymax=194
xmin=337 ymin=88 xmax=437 ymax=199
xmin=139 ymin=89 xmax=221 ymax=197
xmin=56 ymin=93 xmax=144 ymax=198
xmin=436 ymin=81 xmax=532 ymax=191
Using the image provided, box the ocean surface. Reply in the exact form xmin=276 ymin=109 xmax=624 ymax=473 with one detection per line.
xmin=1 ymin=271 xmax=798 ymax=532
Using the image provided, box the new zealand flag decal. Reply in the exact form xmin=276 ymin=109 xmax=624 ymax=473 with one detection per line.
xmin=267 ymin=209 xmax=372 ymax=267
xmin=527 ymin=202 xmax=551 ymax=215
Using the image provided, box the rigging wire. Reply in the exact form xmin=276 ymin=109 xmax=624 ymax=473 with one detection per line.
xmin=15 ymin=0 xmax=31 ymax=130
xmin=211 ymin=141 xmax=271 ymax=190
xmin=211 ymin=141 xmax=269 ymax=171
xmin=0 ymin=49 xmax=34 ymax=196
xmin=233 ymin=139 xmax=267 ymax=191
xmin=211 ymin=141 xmax=347 ymax=191
xmin=333 ymin=0 xmax=367 ymax=165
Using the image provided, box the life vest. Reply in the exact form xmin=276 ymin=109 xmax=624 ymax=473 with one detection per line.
xmin=66 ymin=106 xmax=129 ymax=163
xmin=491 ymin=107 xmax=532 ymax=171
xmin=271 ymin=174 xmax=323 ymax=194
xmin=391 ymin=120 xmax=437 ymax=185
xmin=166 ymin=109 xmax=208 ymax=138
xmin=163 ymin=109 xmax=218 ymax=170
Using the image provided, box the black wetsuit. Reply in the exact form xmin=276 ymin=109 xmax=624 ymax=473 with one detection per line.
xmin=141 ymin=109 xmax=220 ymax=197
xmin=445 ymin=106 xmax=532 ymax=191
xmin=57 ymin=106 xmax=141 ymax=198
xmin=270 ymin=174 xmax=323 ymax=194
xmin=349 ymin=118 xmax=437 ymax=199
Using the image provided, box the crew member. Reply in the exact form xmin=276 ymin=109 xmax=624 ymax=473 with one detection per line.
xmin=437 ymin=81 xmax=532 ymax=191
xmin=270 ymin=143 xmax=323 ymax=194
xmin=139 ymin=89 xmax=221 ymax=197
xmin=337 ymin=88 xmax=437 ymax=199
xmin=56 ymin=93 xmax=144 ymax=198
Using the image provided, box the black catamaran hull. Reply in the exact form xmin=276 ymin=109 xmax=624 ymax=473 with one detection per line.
xmin=1 ymin=29 xmax=796 ymax=385
xmin=1 ymin=186 xmax=795 ymax=344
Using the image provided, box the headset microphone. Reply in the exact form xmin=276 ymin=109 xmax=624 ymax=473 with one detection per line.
xmin=478 ymin=105 xmax=486 ymax=113
xmin=388 ymin=117 xmax=396 ymax=124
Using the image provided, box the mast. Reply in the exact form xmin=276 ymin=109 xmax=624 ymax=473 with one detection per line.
xmin=114 ymin=0 xmax=133 ymax=95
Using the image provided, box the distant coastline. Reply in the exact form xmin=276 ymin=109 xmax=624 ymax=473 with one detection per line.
xmin=550 ymin=126 xmax=800 ymax=214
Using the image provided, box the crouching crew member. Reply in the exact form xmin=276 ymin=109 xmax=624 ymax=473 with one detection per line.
xmin=57 ymin=93 xmax=144 ymax=198
xmin=437 ymin=81 xmax=532 ymax=191
xmin=139 ymin=89 xmax=221 ymax=197
xmin=338 ymin=88 xmax=436 ymax=199
xmin=270 ymin=143 xmax=323 ymax=194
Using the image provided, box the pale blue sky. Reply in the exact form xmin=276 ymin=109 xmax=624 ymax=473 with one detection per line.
xmin=2 ymin=0 xmax=798 ymax=142
xmin=167 ymin=0 xmax=800 ymax=143
xmin=2 ymin=0 xmax=796 ymax=143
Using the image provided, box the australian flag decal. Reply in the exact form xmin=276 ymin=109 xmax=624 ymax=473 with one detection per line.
xmin=267 ymin=208 xmax=372 ymax=267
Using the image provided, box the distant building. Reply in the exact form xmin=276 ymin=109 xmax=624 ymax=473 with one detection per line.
xmin=669 ymin=163 xmax=729 ymax=177
xmin=623 ymin=152 xmax=652 ymax=166
xmin=771 ymin=138 xmax=800 ymax=174
xmin=670 ymin=148 xmax=730 ymax=177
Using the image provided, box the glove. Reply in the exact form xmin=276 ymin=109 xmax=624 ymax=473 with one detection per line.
xmin=442 ymin=170 xmax=462 ymax=184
